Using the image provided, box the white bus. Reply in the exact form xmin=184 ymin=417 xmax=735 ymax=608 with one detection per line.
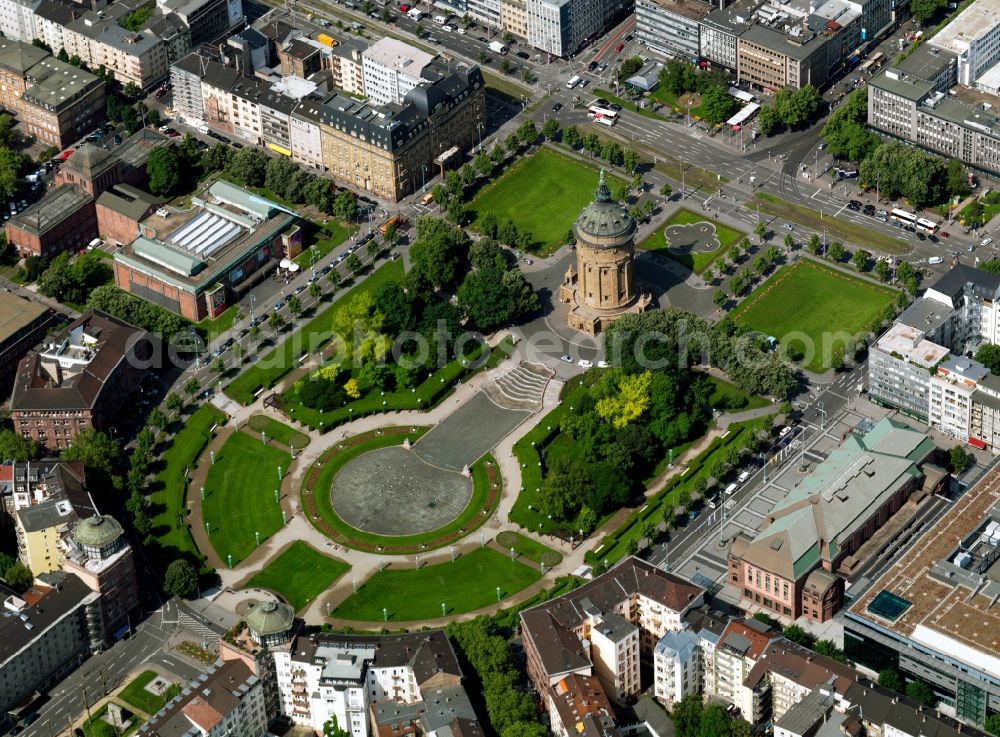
xmin=588 ymin=105 xmax=619 ymax=124
xmin=916 ymin=217 xmax=938 ymax=234
xmin=890 ymin=208 xmax=918 ymax=228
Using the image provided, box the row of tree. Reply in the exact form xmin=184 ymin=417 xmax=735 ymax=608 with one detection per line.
xmin=822 ymin=90 xmax=970 ymax=207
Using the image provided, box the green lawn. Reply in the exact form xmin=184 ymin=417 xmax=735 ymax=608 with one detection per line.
xmin=332 ymin=547 xmax=541 ymax=621
xmin=639 ymin=208 xmax=745 ymax=274
xmin=245 ymin=541 xmax=349 ymax=611
xmin=704 ymin=373 xmax=770 ymax=411
xmin=495 ymin=531 xmax=563 ymax=566
xmin=301 ymin=429 xmax=501 ymax=553
xmin=200 ymin=305 xmax=241 ymax=342
xmin=149 ymin=404 xmax=226 ymax=567
xmin=117 ymin=671 xmax=181 ymax=715
xmin=730 ymin=260 xmax=897 ymax=373
xmin=80 ymin=704 xmax=140 ymax=737
xmin=224 ymin=260 xmax=404 ymax=405
xmin=202 ymin=431 xmax=292 ymax=565
xmin=245 ymin=415 xmax=310 ymax=449
xmin=294 ymin=219 xmax=355 ymax=268
xmin=748 ymin=193 xmax=907 ymax=255
xmin=470 ymin=148 xmax=626 ymax=255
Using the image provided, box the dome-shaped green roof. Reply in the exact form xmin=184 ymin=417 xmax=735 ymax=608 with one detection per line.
xmin=73 ymin=515 xmax=123 ymax=548
xmin=574 ymin=170 xmax=635 ymax=242
xmin=246 ymin=600 xmax=294 ymax=636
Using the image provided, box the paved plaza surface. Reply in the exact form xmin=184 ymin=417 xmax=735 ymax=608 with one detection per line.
xmin=331 ymin=446 xmax=473 ymax=535
xmin=664 ymin=221 xmax=721 ymax=257
xmin=413 ymin=393 xmax=531 ymax=471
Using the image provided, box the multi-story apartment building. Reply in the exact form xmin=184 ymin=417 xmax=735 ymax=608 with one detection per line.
xmin=867 ymin=321 xmax=950 ymax=422
xmin=521 ymin=557 xmax=705 ymax=707
xmin=157 ymin=0 xmax=242 ymax=45
xmin=727 ymin=417 xmax=941 ymax=622
xmin=745 ymin=639 xmax=856 ymax=722
xmin=328 ymin=36 xmax=366 ymax=95
xmin=0 ymin=293 xmax=53 ymax=400
xmin=0 ymin=40 xmax=105 ymax=148
xmin=362 ymin=37 xmax=436 ymax=105
xmin=12 ymin=461 xmax=93 ymax=575
xmin=8 ymin=310 xmax=152 ymax=451
xmin=867 ymin=45 xmax=1000 ymax=178
xmin=927 ymin=0 xmax=1000 ymax=87
xmin=139 ymin=660 xmax=268 ymax=737
xmin=635 ymin=0 xmax=709 ymax=61
xmin=525 ymin=0 xmax=633 ymax=57
xmin=707 ymin=619 xmax=778 ymax=722
xmin=499 ymin=0 xmax=527 ymax=38
xmin=0 ymin=0 xmax=39 ymax=47
xmin=271 ymin=631 xmax=469 ymax=736
xmin=548 ymin=675 xmax=622 ymax=737
xmin=0 ymin=571 xmax=102 ymax=713
xmin=653 ymin=628 xmax=700 ymax=708
xmin=60 ymin=514 xmax=139 ymax=643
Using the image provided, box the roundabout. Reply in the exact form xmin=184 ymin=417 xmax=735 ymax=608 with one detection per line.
xmin=331 ymin=446 xmax=474 ymax=536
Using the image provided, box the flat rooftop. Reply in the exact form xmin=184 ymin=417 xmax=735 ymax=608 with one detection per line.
xmin=8 ymin=184 xmax=92 ymax=236
xmin=22 ymin=57 xmax=101 ymax=111
xmin=848 ymin=463 xmax=1000 ymax=670
xmin=0 ymin=293 xmax=48 ymax=345
xmin=876 ymin=323 xmax=949 ymax=367
xmin=929 ymin=0 xmax=1000 ymax=55
xmin=641 ymin=0 xmax=712 ymax=21
xmin=362 ymin=36 xmax=435 ymax=74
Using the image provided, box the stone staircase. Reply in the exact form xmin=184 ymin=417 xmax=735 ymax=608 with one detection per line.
xmin=483 ymin=362 xmax=552 ymax=411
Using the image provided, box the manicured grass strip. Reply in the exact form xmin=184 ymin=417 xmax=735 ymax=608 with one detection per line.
xmin=705 ymin=373 xmax=770 ymax=411
xmin=639 ymin=207 xmax=745 ymax=274
xmin=117 ymin=671 xmax=181 ymax=715
xmin=245 ymin=541 xmax=349 ymax=611
xmin=224 ymin=260 xmax=404 ymax=405
xmin=483 ymin=71 xmax=532 ymax=99
xmin=202 ymin=432 xmax=292 ymax=565
xmin=245 ymin=415 xmax=310 ymax=448
xmin=332 ymin=547 xmax=541 ymax=621
xmin=301 ymin=429 xmax=501 ymax=553
xmin=200 ymin=305 xmax=241 ymax=343
xmin=294 ymin=219 xmax=354 ymax=268
xmin=470 ymin=148 xmax=626 ymax=256
xmin=730 ymin=260 xmax=897 ymax=373
xmin=149 ymin=404 xmax=226 ymax=565
xmin=748 ymin=192 xmax=907 ymax=255
xmin=496 ymin=530 xmax=563 ymax=566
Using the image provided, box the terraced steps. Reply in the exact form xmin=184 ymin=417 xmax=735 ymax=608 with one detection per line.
xmin=483 ymin=362 xmax=552 ymax=411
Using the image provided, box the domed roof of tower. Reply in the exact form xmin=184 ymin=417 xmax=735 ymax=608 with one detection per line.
xmin=73 ymin=515 xmax=123 ymax=549
xmin=245 ymin=599 xmax=294 ymax=636
xmin=574 ymin=170 xmax=635 ymax=242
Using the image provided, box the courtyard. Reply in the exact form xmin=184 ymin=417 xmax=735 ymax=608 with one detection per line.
xmin=730 ymin=260 xmax=897 ymax=373
xmin=469 ymin=148 xmax=626 ymax=255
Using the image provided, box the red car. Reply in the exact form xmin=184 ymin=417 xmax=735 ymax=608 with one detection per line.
xmin=399 ymin=3 xmax=409 ymax=9
xmin=940 ymin=231 xmax=950 ymax=238
xmin=615 ymin=42 xmax=624 ymax=52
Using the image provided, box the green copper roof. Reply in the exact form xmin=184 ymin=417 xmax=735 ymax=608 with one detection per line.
xmin=574 ymin=170 xmax=635 ymax=242
xmin=73 ymin=515 xmax=123 ymax=548
xmin=245 ymin=599 xmax=294 ymax=636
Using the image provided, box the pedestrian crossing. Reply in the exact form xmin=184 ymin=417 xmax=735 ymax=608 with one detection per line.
xmin=178 ymin=612 xmax=219 ymax=644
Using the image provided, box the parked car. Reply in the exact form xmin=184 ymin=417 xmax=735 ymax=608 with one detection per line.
xmin=559 ymin=354 xmax=573 ymax=363
xmin=982 ymin=237 xmax=993 ymax=246
xmin=578 ymin=359 xmax=593 ymax=368
xmin=516 ymin=50 xmax=529 ymax=59
xmin=522 ymin=257 xmax=533 ymax=265
xmin=597 ymin=360 xmax=611 ymax=368
xmin=274 ymin=300 xmax=286 ymax=311
xmin=779 ymin=426 xmax=792 ymax=437
xmin=738 ymin=470 xmax=751 ymax=483
xmin=941 ymin=231 xmax=950 ymax=238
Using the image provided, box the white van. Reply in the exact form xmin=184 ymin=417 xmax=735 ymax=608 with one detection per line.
xmin=197 ymin=124 xmax=209 ymax=134
xmin=567 ymin=75 xmax=582 ymax=88
xmin=433 ymin=14 xmax=447 ymax=24
xmin=928 ymin=256 xmax=944 ymax=265
xmin=724 ymin=483 xmax=738 ymax=497
xmin=407 ymin=7 xmax=423 ymax=19
xmin=738 ymin=470 xmax=751 ymax=483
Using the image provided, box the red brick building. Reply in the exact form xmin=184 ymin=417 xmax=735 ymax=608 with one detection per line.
xmin=5 ymin=184 xmax=96 ymax=260
xmin=8 ymin=310 xmax=152 ymax=451
xmin=95 ymin=184 xmax=160 ymax=246
xmin=0 ymin=293 xmax=55 ymax=399
xmin=727 ymin=418 xmax=944 ymax=623
xmin=55 ymin=128 xmax=171 ymax=198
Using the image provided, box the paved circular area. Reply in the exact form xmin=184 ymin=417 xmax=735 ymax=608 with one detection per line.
xmin=331 ymin=446 xmax=473 ymax=535
xmin=665 ymin=222 xmax=720 ymax=256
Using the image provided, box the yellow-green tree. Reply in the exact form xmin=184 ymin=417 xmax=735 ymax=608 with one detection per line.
xmin=596 ymin=371 xmax=652 ymax=429
xmin=331 ymin=291 xmax=390 ymax=365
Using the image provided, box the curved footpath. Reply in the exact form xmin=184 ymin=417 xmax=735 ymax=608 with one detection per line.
xmin=189 ymin=339 xmax=772 ymax=629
